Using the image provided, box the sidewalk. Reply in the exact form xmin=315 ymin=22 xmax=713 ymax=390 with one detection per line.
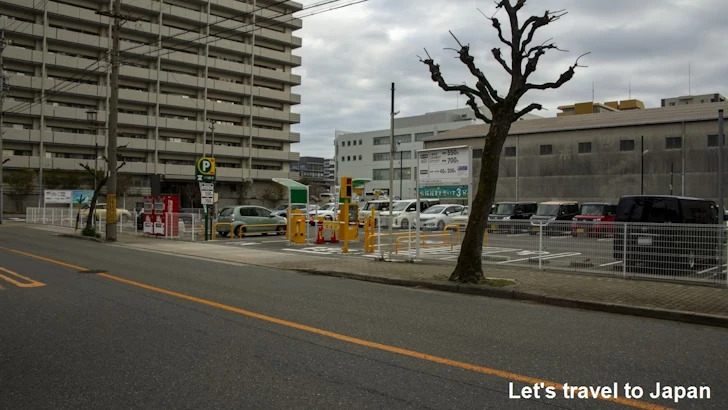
xmin=25 ymin=223 xmax=728 ymax=326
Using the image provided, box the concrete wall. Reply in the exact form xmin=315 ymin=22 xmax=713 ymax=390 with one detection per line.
xmin=425 ymin=118 xmax=728 ymax=204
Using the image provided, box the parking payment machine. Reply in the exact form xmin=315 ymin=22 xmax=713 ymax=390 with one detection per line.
xmin=143 ymin=196 xmax=154 ymax=234
xmin=146 ymin=195 xmax=180 ymax=236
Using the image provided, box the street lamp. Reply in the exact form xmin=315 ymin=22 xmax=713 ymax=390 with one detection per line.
xmin=397 ymin=141 xmax=403 ymax=200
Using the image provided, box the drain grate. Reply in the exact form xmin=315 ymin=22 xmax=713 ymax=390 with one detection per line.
xmin=78 ymin=269 xmax=106 ymax=274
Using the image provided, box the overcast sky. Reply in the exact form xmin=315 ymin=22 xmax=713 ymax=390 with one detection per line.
xmin=291 ymin=0 xmax=727 ymax=158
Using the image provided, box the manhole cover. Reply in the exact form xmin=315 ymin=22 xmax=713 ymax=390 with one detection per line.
xmin=78 ymin=270 xmax=106 ymax=274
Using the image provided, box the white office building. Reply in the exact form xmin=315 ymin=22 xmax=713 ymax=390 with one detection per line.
xmin=334 ymin=107 xmax=540 ymax=199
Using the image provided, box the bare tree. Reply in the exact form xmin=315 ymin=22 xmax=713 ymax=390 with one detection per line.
xmin=79 ymin=158 xmax=125 ymax=235
xmin=420 ymin=0 xmax=588 ymax=283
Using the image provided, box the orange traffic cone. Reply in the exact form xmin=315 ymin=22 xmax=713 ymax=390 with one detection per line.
xmin=316 ymin=224 xmax=325 ymax=244
xmin=330 ymin=227 xmax=339 ymax=243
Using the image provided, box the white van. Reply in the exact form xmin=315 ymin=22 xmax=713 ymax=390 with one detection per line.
xmin=390 ymin=199 xmax=440 ymax=229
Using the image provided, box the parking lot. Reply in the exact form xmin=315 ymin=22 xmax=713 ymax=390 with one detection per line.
xmin=203 ymin=223 xmax=727 ymax=284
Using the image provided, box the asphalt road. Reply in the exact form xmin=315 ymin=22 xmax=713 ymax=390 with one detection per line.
xmin=1 ymin=225 xmax=727 ymax=409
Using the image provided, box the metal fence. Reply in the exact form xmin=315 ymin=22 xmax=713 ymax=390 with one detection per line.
xmin=386 ymin=219 xmax=728 ymax=285
xmin=26 ymin=207 xmax=76 ymax=228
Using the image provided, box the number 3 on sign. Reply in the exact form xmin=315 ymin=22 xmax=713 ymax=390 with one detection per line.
xmin=456 ymin=187 xmax=461 ymax=197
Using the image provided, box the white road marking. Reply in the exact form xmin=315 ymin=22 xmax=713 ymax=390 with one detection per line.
xmin=696 ymin=264 xmax=728 ymax=275
xmin=549 ymin=235 xmax=572 ymax=239
xmin=598 ymin=260 xmax=622 ymax=267
xmin=507 ymin=233 xmax=528 ymax=237
xmin=597 ymin=238 xmax=614 ymax=242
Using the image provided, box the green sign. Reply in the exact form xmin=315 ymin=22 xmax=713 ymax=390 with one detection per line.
xmin=196 ymin=157 xmax=216 ymax=182
xmin=419 ymin=185 xmax=469 ymax=199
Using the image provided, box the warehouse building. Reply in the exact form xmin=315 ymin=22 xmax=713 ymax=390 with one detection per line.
xmin=425 ymin=99 xmax=728 ymax=204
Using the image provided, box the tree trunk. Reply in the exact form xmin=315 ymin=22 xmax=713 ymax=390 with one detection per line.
xmin=85 ymin=177 xmax=108 ymax=231
xmin=450 ymin=114 xmax=514 ymax=283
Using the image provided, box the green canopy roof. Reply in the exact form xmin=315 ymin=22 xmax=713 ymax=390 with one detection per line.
xmin=272 ymin=178 xmax=308 ymax=190
xmin=272 ymin=178 xmax=308 ymax=204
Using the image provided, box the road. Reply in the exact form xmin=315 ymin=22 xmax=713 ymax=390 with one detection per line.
xmin=1 ymin=225 xmax=726 ymax=409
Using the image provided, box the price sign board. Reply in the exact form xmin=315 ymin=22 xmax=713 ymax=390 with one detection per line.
xmin=417 ymin=146 xmax=471 ymax=187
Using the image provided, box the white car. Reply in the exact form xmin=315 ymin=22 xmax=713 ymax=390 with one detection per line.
xmin=392 ymin=199 xmax=441 ymax=229
xmin=450 ymin=206 xmax=469 ymax=228
xmin=417 ymin=204 xmax=465 ymax=231
xmin=308 ymin=203 xmax=339 ymax=225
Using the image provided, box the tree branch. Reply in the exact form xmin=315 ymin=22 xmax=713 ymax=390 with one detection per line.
xmin=440 ymin=34 xmax=506 ymax=106
xmin=520 ymin=9 xmax=567 ymax=51
xmin=523 ymin=41 xmax=566 ymax=79
xmin=420 ymin=53 xmax=499 ymax=109
xmin=513 ymin=102 xmax=543 ymax=121
xmin=523 ymin=52 xmax=590 ymax=92
xmin=477 ymin=9 xmax=511 ymax=48
xmin=79 ymin=163 xmax=96 ymax=177
xmin=116 ymin=162 xmax=126 ymax=172
xmin=491 ymin=48 xmax=512 ymax=75
xmin=464 ymin=95 xmax=492 ymax=124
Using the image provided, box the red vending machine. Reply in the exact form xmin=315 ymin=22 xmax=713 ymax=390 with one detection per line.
xmin=148 ymin=194 xmax=180 ymax=236
xmin=143 ymin=196 xmax=154 ymax=234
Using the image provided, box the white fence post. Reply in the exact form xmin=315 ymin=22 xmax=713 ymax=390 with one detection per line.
xmin=622 ymin=223 xmax=628 ymax=278
xmin=538 ymin=223 xmax=543 ymax=270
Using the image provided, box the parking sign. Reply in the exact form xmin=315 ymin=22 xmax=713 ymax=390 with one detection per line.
xmin=195 ymin=157 xmax=216 ymax=182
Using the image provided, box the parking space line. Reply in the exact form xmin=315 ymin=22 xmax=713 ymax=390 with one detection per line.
xmin=497 ymin=252 xmax=581 ymax=264
xmin=0 ymin=267 xmax=46 ymax=288
xmin=696 ymin=264 xmax=728 ymax=275
xmin=506 ymin=233 xmax=528 ymax=237
xmin=549 ymin=235 xmax=572 ymax=239
xmin=599 ymin=261 xmax=623 ymax=267
xmin=597 ymin=238 xmax=614 ymax=242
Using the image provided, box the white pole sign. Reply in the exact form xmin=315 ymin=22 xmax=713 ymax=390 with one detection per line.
xmin=417 ymin=146 xmax=471 ymax=199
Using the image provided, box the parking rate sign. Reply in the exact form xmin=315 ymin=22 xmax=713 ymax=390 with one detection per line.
xmin=196 ymin=157 xmax=216 ymax=182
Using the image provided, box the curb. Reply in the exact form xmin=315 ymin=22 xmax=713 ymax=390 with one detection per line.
xmin=295 ymin=268 xmax=728 ymax=329
xmin=58 ymin=233 xmax=105 ymax=243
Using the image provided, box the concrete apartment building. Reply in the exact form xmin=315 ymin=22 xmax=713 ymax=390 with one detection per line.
xmin=334 ymin=107 xmax=542 ymax=199
xmin=1 ymin=0 xmax=302 ymax=210
xmin=661 ymin=93 xmax=725 ymax=107
xmin=323 ymin=157 xmax=335 ymax=182
xmin=425 ymin=98 xmax=728 ymax=204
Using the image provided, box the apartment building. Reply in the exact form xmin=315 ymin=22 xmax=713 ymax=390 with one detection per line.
xmin=425 ymin=100 xmax=728 ymax=204
xmin=1 ymin=0 xmax=302 ymax=209
xmin=335 ymin=107 xmax=541 ymax=199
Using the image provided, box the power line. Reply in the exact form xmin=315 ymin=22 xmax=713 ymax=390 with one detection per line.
xmin=4 ymin=0 xmax=365 ymax=115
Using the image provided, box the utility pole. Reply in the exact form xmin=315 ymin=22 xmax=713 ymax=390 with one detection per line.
xmin=719 ymin=109 xmax=724 ymax=216
xmin=670 ymin=161 xmax=673 ymax=195
xmin=387 ymin=82 xmax=395 ymax=260
xmin=209 ymin=119 xmax=215 ymax=157
xmin=248 ymin=0 xmax=257 ymax=183
xmin=640 ymin=135 xmax=644 ymax=195
xmin=0 ymin=29 xmax=8 ymax=225
xmin=98 ymin=0 xmax=137 ymax=241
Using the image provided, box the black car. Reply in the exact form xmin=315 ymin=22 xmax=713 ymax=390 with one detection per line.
xmin=487 ymin=202 xmax=537 ymax=233
xmin=612 ymin=195 xmax=725 ymax=273
xmin=529 ymin=201 xmax=580 ymax=235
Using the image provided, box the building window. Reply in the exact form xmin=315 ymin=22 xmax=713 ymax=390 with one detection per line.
xmin=353 ymin=140 xmax=357 ymax=146
xmin=395 ymin=168 xmax=412 ymax=180
xmin=373 ymin=169 xmax=389 ymax=180
xmin=358 ymin=155 xmax=362 ymax=160
xmin=415 ymin=132 xmax=434 ymax=142
xmin=373 ymin=136 xmax=390 ymax=146
xmin=578 ymin=142 xmax=592 ymax=154
xmin=473 ymin=149 xmax=483 ymax=158
xmin=359 ymin=139 xmax=362 ymax=145
xmin=504 ymin=146 xmax=516 ymax=157
xmin=341 ymin=156 xmax=345 ymax=161
xmin=665 ymin=136 xmax=682 ymax=150
xmin=540 ymin=145 xmax=553 ymax=155
xmin=341 ymin=141 xmax=345 ymax=147
xmin=396 ymin=151 xmax=412 ymax=160
xmin=373 ymin=153 xmax=389 ymax=161
xmin=619 ymin=139 xmax=635 ymax=151
xmin=708 ymin=134 xmax=726 ymax=147
xmin=394 ymin=134 xmax=412 ymax=144
xmin=347 ymin=156 xmax=351 ymax=161
xmin=347 ymin=141 xmax=351 ymax=146
xmin=669 ymin=102 xmax=675 ymax=106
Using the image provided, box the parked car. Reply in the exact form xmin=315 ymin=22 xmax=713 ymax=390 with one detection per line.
xmin=488 ymin=201 xmax=538 ymax=233
xmin=529 ymin=201 xmax=580 ymax=235
xmin=272 ymin=203 xmax=318 ymax=219
xmin=80 ymin=203 xmax=133 ymax=223
xmin=450 ymin=207 xmax=469 ymax=229
xmin=358 ymin=200 xmax=391 ymax=226
xmin=612 ymin=195 xmax=724 ymax=273
xmin=216 ymin=205 xmax=287 ymax=238
xmin=391 ymin=199 xmax=440 ymax=229
xmin=416 ymin=204 xmax=464 ymax=231
xmin=571 ymin=202 xmax=617 ymax=237
xmin=308 ymin=203 xmax=339 ymax=225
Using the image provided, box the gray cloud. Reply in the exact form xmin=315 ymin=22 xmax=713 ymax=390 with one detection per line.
xmin=292 ymin=0 xmax=728 ymax=157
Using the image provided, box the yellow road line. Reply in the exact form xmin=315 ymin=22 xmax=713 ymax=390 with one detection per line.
xmin=0 ymin=267 xmax=46 ymax=288
xmin=1 ymin=246 xmax=672 ymax=410
xmin=0 ymin=246 xmax=86 ymax=271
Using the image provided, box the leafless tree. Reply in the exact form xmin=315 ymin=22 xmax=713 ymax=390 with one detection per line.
xmin=79 ymin=158 xmax=125 ymax=234
xmin=420 ymin=0 xmax=589 ymax=283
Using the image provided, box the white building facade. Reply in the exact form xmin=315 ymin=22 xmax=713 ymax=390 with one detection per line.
xmin=334 ymin=107 xmax=511 ymax=199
